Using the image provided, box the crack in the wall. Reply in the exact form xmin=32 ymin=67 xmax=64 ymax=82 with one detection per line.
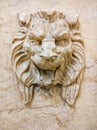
xmin=85 ymin=60 xmax=97 ymax=69
xmin=0 ymin=104 xmax=69 ymax=113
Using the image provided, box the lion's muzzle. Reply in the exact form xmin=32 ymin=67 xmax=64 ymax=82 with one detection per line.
xmin=40 ymin=35 xmax=57 ymax=61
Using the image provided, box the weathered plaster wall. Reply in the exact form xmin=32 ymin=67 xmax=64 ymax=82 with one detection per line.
xmin=0 ymin=0 xmax=97 ymax=130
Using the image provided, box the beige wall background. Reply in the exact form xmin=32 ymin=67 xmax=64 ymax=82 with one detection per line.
xmin=0 ymin=0 xmax=97 ymax=130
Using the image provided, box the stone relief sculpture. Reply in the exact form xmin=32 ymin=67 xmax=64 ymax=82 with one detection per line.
xmin=11 ymin=10 xmax=85 ymax=106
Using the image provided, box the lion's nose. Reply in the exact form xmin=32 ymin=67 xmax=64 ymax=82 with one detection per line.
xmin=40 ymin=52 xmax=58 ymax=60
xmin=41 ymin=35 xmax=57 ymax=60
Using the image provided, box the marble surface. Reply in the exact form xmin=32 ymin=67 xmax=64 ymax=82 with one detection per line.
xmin=0 ymin=0 xmax=97 ymax=130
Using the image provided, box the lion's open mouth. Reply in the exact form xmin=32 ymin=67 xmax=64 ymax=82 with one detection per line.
xmin=34 ymin=66 xmax=60 ymax=87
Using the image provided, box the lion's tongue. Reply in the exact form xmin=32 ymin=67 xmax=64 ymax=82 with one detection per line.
xmin=39 ymin=70 xmax=54 ymax=85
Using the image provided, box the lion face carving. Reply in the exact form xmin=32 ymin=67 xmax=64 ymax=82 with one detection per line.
xmin=11 ymin=11 xmax=85 ymax=106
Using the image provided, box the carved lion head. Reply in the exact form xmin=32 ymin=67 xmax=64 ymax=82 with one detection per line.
xmin=11 ymin=11 xmax=85 ymax=106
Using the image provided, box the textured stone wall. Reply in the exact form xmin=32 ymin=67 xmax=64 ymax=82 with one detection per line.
xmin=0 ymin=0 xmax=97 ymax=130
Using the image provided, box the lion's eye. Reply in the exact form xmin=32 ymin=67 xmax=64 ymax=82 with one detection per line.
xmin=31 ymin=40 xmax=41 ymax=45
xmin=56 ymin=39 xmax=69 ymax=46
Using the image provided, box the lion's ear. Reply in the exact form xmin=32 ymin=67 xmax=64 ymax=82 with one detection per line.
xmin=17 ymin=13 xmax=31 ymax=27
xmin=65 ymin=10 xmax=79 ymax=29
